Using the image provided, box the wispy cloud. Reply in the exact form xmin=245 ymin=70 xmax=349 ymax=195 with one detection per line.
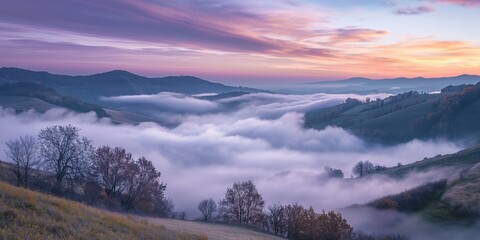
xmin=0 ymin=0 xmax=479 ymax=81
xmin=434 ymin=0 xmax=480 ymax=7
xmin=394 ymin=6 xmax=434 ymax=15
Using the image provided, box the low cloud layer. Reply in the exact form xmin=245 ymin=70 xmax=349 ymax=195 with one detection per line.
xmin=0 ymin=92 xmax=462 ymax=220
xmin=102 ymin=92 xmax=391 ymax=121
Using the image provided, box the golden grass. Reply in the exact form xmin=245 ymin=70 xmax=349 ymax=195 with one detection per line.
xmin=0 ymin=182 xmax=205 ymax=240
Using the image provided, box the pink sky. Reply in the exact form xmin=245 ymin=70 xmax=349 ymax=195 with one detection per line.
xmin=0 ymin=0 xmax=479 ymax=84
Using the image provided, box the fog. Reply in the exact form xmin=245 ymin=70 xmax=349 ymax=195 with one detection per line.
xmin=0 ymin=92 xmax=464 ymax=225
xmin=343 ymin=207 xmax=480 ymax=240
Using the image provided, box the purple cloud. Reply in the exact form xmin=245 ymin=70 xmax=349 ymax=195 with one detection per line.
xmin=394 ymin=6 xmax=434 ymax=15
xmin=0 ymin=0 xmax=279 ymax=53
xmin=435 ymin=0 xmax=480 ymax=6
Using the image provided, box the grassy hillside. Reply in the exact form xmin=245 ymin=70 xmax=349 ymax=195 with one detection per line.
xmin=0 ymin=82 xmax=165 ymax=125
xmin=365 ymin=146 xmax=480 ymax=224
xmin=0 ymin=82 xmax=109 ymax=118
xmin=305 ymin=82 xmax=480 ymax=144
xmin=378 ymin=145 xmax=480 ymax=178
xmin=0 ymin=182 xmax=205 ymax=240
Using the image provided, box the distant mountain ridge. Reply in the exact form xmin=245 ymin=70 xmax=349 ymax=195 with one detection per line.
xmin=309 ymin=74 xmax=480 ymax=84
xmin=0 ymin=67 xmax=266 ymax=103
xmin=286 ymin=74 xmax=480 ymax=94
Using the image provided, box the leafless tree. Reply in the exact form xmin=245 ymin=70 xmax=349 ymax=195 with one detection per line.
xmin=267 ymin=203 xmax=286 ymax=236
xmin=92 ymin=146 xmax=133 ymax=198
xmin=198 ymin=198 xmax=217 ymax=221
xmin=123 ymin=156 xmax=165 ymax=210
xmin=352 ymin=161 xmax=375 ymax=177
xmin=38 ymin=125 xmax=93 ymax=192
xmin=4 ymin=135 xmax=41 ymax=187
xmin=219 ymin=180 xmax=265 ymax=226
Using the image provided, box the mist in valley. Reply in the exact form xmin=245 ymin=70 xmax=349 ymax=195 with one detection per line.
xmin=0 ymin=93 xmax=465 ymax=227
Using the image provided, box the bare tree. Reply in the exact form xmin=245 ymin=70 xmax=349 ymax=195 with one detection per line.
xmin=352 ymin=161 xmax=374 ymax=177
xmin=267 ymin=203 xmax=286 ymax=236
xmin=123 ymin=157 xmax=165 ymax=210
xmin=38 ymin=125 xmax=93 ymax=192
xmin=219 ymin=180 xmax=265 ymax=226
xmin=4 ymin=135 xmax=40 ymax=187
xmin=92 ymin=146 xmax=133 ymax=198
xmin=198 ymin=198 xmax=217 ymax=221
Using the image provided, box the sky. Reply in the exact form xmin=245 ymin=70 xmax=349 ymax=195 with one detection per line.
xmin=0 ymin=0 xmax=479 ymax=84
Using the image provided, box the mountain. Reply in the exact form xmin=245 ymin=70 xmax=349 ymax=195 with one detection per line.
xmin=0 ymin=67 xmax=266 ymax=103
xmin=304 ymin=82 xmax=480 ymax=144
xmin=271 ymin=74 xmax=480 ymax=94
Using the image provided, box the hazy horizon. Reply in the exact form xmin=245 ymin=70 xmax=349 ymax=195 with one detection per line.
xmin=1 ymin=0 xmax=480 ymax=85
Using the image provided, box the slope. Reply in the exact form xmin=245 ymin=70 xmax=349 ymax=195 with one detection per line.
xmin=0 ymin=182 xmax=200 ymax=239
xmin=365 ymin=145 xmax=480 ymax=224
xmin=0 ymin=82 xmax=161 ymax=125
xmin=305 ymin=82 xmax=480 ymax=144
xmin=0 ymin=181 xmax=282 ymax=240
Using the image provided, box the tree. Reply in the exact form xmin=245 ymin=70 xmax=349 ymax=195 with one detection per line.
xmin=310 ymin=211 xmax=353 ymax=240
xmin=92 ymin=146 xmax=133 ymax=198
xmin=198 ymin=198 xmax=217 ymax=221
xmin=266 ymin=203 xmax=286 ymax=236
xmin=285 ymin=203 xmax=304 ymax=238
xmin=325 ymin=166 xmax=344 ymax=178
xmin=4 ymin=135 xmax=41 ymax=187
xmin=352 ymin=161 xmax=374 ymax=177
xmin=155 ymin=197 xmax=175 ymax=218
xmin=38 ymin=125 xmax=93 ymax=192
xmin=219 ymin=180 xmax=265 ymax=226
xmin=123 ymin=157 xmax=165 ymax=211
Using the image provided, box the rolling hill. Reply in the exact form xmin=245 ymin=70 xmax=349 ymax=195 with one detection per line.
xmin=0 ymin=82 xmax=162 ymax=125
xmin=0 ymin=67 xmax=266 ymax=103
xmin=357 ymin=145 xmax=480 ymax=225
xmin=305 ymin=82 xmax=480 ymax=144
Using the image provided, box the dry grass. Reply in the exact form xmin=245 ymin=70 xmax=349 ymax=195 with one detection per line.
xmin=442 ymin=163 xmax=480 ymax=216
xmin=0 ymin=182 xmax=203 ymax=240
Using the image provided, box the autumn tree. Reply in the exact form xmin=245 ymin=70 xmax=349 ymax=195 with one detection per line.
xmin=4 ymin=135 xmax=41 ymax=187
xmin=122 ymin=157 xmax=166 ymax=211
xmin=266 ymin=203 xmax=286 ymax=236
xmin=285 ymin=203 xmax=305 ymax=238
xmin=219 ymin=180 xmax=265 ymax=226
xmin=38 ymin=125 xmax=93 ymax=192
xmin=198 ymin=198 xmax=217 ymax=221
xmin=300 ymin=210 xmax=353 ymax=240
xmin=92 ymin=146 xmax=133 ymax=198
